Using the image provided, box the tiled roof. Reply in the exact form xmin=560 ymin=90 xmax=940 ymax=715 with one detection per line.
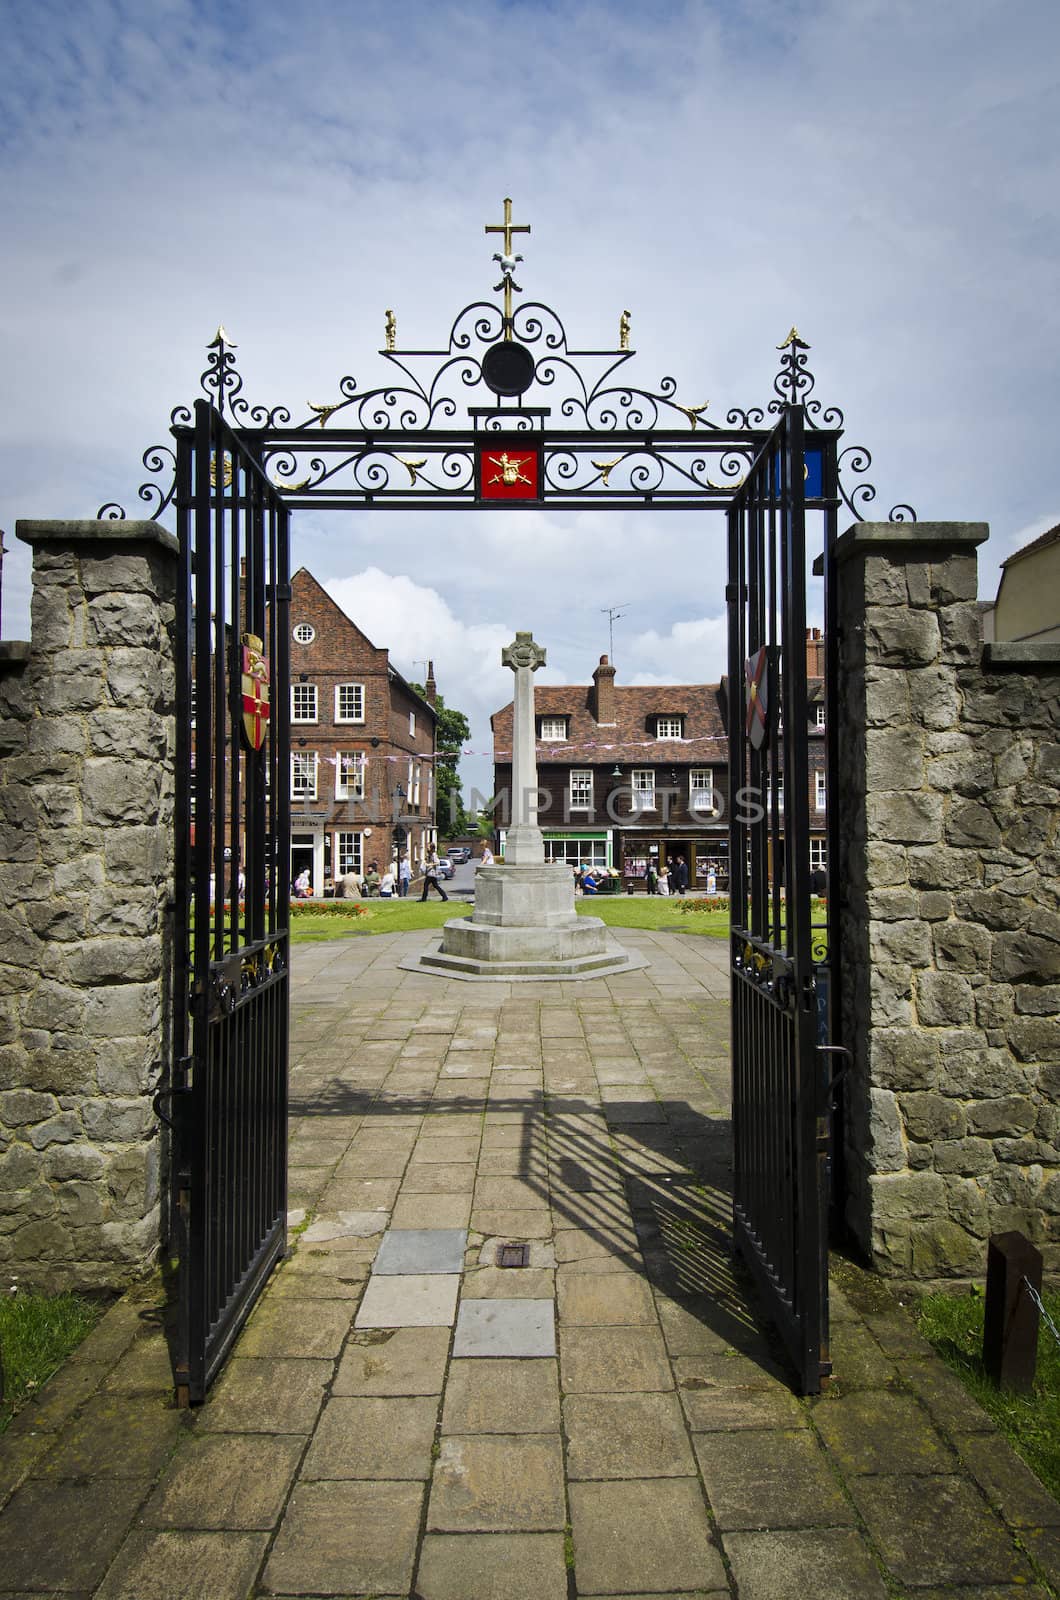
xmin=492 ymin=683 xmax=729 ymax=763
xmin=1000 ymin=523 xmax=1060 ymax=567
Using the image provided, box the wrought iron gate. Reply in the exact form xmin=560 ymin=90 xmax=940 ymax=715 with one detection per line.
xmin=167 ymin=399 xmax=292 ymax=1405
xmin=94 ymin=204 xmax=917 ymax=1403
xmin=726 ymin=405 xmax=836 ymax=1394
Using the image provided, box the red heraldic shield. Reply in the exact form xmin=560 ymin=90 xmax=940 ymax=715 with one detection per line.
xmin=476 ymin=439 xmax=541 ymax=502
xmin=241 ymin=633 xmax=270 ymax=752
xmin=745 ymin=646 xmax=770 ymax=751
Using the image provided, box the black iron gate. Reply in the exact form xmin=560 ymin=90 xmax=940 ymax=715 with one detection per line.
xmin=167 ymin=399 xmax=292 ymax=1405
xmin=726 ymin=404 xmax=837 ymax=1394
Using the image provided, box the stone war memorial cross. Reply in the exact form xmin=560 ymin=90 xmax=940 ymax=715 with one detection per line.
xmin=400 ymin=629 xmax=643 ymax=981
xmin=500 ymin=629 xmax=547 ymax=865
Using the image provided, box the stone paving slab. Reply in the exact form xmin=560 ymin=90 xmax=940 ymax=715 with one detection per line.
xmin=95 ymin=1529 xmax=270 ymax=1600
xmin=415 ymin=1531 xmax=568 ymax=1600
xmin=429 ymin=1434 xmax=566 ymax=1531
xmin=301 ymin=1394 xmax=439 ymax=1479
xmin=355 ymin=1271 xmax=461 ymax=1327
xmin=5 ymin=928 xmax=1060 ymax=1600
xmin=441 ymin=1358 xmax=561 ymax=1434
xmin=453 ymin=1297 xmax=556 ymax=1357
xmin=373 ymin=1227 xmax=468 ymax=1275
xmin=264 ymin=1478 xmax=424 ymax=1595
xmin=723 ymin=1527 xmax=890 ymax=1600
xmin=568 ymin=1477 xmax=728 ymax=1593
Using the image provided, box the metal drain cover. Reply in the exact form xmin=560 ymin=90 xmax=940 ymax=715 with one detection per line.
xmin=496 ymin=1241 xmax=531 ymax=1268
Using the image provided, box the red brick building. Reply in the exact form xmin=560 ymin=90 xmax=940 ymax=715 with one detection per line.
xmin=287 ymin=569 xmax=438 ymax=891
xmin=490 ymin=637 xmax=826 ymax=890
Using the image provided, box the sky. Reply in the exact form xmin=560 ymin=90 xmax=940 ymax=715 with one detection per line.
xmin=2 ymin=0 xmax=1058 ymax=801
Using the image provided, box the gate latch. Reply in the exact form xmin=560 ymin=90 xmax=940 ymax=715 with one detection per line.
xmin=152 ymin=1057 xmax=195 ymax=1129
xmin=817 ymin=1044 xmax=852 ymax=1108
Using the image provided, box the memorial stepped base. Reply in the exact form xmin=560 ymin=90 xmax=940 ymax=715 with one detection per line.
xmin=400 ymin=862 xmax=648 ymax=983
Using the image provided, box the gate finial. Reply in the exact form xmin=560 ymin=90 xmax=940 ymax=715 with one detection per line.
xmin=485 ymin=197 xmax=531 ymax=338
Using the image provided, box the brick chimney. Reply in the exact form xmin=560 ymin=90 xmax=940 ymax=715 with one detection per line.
xmin=425 ymin=660 xmax=437 ymax=706
xmin=806 ymin=627 xmax=824 ymax=678
xmin=592 ymin=654 xmax=617 ymax=725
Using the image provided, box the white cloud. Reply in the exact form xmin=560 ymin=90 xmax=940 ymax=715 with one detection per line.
xmin=321 ymin=567 xmax=511 ymax=799
xmin=627 ymin=616 xmax=730 ymax=685
xmin=2 ymin=0 xmax=1058 ymax=722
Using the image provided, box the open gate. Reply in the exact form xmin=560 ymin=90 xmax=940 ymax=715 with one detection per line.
xmin=166 ymin=400 xmax=292 ymax=1405
xmin=726 ymin=404 xmax=838 ymax=1394
xmin=98 ymin=204 xmax=914 ymax=1402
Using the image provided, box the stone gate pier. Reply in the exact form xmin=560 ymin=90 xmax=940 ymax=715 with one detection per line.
xmin=0 ymin=521 xmax=176 ymax=1290
xmin=835 ymin=522 xmax=1060 ymax=1277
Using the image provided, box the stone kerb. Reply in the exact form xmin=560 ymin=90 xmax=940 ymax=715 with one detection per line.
xmin=0 ymin=520 xmax=177 ymax=1291
xmin=835 ymin=522 xmax=1060 ymax=1278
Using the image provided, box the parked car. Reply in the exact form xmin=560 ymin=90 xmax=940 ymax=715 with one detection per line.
xmin=436 ymin=857 xmax=456 ymax=879
xmin=447 ymin=846 xmax=472 ymax=864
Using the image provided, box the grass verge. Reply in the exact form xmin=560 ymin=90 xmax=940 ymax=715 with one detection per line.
xmin=915 ymin=1285 xmax=1060 ymax=1501
xmin=0 ymin=1289 xmax=105 ymax=1433
xmin=286 ymin=894 xmax=732 ymax=943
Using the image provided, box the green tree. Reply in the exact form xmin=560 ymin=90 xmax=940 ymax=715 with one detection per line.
xmin=411 ymin=687 xmax=472 ymax=837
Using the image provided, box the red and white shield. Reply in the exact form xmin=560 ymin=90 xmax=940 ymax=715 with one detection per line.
xmin=745 ymin=646 xmax=770 ymax=751
xmin=241 ymin=633 xmax=270 ymax=752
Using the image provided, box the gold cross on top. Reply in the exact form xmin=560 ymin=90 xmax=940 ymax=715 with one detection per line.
xmin=485 ymin=197 xmax=530 ymax=256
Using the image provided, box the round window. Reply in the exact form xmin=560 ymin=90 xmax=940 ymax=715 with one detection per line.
xmin=293 ymin=623 xmax=315 ymax=644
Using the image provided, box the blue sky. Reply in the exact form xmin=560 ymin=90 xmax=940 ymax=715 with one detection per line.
xmin=2 ymin=0 xmax=1058 ymax=796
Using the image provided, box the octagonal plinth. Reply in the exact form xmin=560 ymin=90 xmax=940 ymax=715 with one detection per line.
xmin=398 ymin=862 xmax=649 ymax=982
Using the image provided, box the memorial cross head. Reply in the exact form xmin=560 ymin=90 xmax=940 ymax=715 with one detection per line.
xmin=501 ymin=632 xmax=546 ymax=672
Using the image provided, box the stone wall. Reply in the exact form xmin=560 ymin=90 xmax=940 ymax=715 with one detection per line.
xmin=0 ymin=521 xmax=176 ymax=1291
xmin=836 ymin=522 xmax=1060 ymax=1277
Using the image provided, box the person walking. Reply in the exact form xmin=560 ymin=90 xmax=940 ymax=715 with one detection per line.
xmin=656 ymin=865 xmax=670 ymax=896
xmin=645 ymin=861 xmax=658 ymax=895
xmin=672 ymin=856 xmax=689 ymax=896
xmin=397 ymin=852 xmax=412 ymax=898
xmin=480 ymin=843 xmax=494 ymax=867
xmin=420 ymin=847 xmax=449 ymax=901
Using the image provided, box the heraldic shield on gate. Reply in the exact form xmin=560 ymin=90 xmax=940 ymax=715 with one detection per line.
xmin=99 ymin=199 xmax=914 ymax=1402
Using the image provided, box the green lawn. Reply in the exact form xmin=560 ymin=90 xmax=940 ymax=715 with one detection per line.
xmin=286 ymin=894 xmax=731 ymax=944
xmin=915 ymin=1286 xmax=1060 ymax=1501
xmin=0 ymin=1290 xmax=104 ymax=1433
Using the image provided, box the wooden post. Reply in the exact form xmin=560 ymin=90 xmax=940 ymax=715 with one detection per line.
xmin=982 ymin=1230 xmax=1042 ymax=1394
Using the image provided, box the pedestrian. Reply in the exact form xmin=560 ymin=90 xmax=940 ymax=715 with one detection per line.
xmin=294 ymin=867 xmax=311 ymax=898
xmin=582 ymin=867 xmax=598 ymax=895
xmin=645 ymin=861 xmax=658 ymax=895
xmin=420 ymin=847 xmax=449 ymax=901
xmin=378 ymin=865 xmax=396 ymax=897
xmin=656 ymin=865 xmax=670 ymax=896
xmin=363 ymin=862 xmax=381 ymax=897
xmin=672 ymin=856 xmax=689 ymax=896
xmin=480 ymin=843 xmax=494 ymax=867
xmin=397 ymin=852 xmax=412 ymax=898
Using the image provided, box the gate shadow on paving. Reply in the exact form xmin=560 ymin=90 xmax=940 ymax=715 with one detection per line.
xmin=288 ymin=1077 xmax=789 ymax=1385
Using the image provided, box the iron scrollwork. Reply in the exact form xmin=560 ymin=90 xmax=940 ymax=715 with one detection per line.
xmin=96 ymin=233 xmax=915 ymax=520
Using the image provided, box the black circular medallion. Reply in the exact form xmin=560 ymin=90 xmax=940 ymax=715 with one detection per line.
xmin=481 ymin=341 xmax=536 ymax=397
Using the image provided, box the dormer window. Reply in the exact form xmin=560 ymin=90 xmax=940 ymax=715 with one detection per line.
xmin=815 ymin=704 xmax=826 ymax=728
xmin=540 ymin=717 xmax=568 ymax=741
xmin=655 ymin=715 xmax=683 ymax=739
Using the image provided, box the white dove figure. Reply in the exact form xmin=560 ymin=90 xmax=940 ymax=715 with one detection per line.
xmin=492 ymin=251 xmax=524 ymax=276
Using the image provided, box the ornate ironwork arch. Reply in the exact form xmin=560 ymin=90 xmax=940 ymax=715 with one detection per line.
xmin=98 ymin=231 xmax=915 ymax=523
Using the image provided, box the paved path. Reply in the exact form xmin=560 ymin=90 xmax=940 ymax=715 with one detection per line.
xmin=2 ymin=928 xmax=1059 ymax=1598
